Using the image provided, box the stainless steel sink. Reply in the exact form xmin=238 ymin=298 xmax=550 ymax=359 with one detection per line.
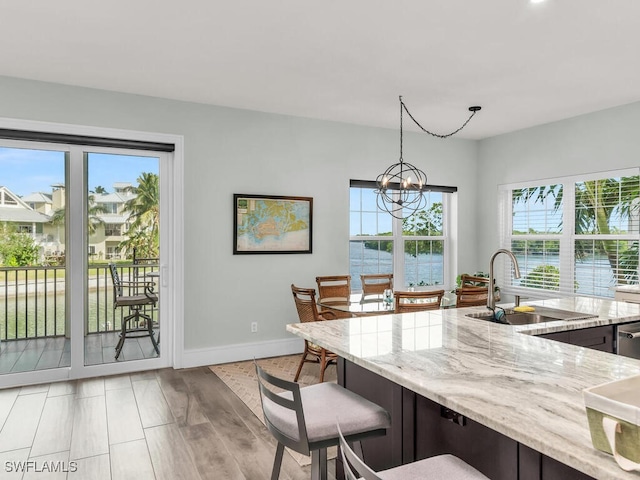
xmin=465 ymin=306 xmax=598 ymax=325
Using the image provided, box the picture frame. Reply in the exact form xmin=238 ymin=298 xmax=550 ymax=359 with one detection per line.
xmin=233 ymin=194 xmax=313 ymax=254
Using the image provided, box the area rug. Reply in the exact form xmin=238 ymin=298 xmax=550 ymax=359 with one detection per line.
xmin=209 ymin=354 xmax=337 ymax=466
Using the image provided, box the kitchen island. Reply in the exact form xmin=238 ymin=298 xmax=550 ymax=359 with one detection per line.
xmin=286 ymin=297 xmax=640 ymax=480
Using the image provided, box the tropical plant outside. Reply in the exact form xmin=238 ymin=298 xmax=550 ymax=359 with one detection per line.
xmin=0 ymin=222 xmax=39 ymax=266
xmin=519 ymin=265 xmax=561 ymax=290
xmin=49 ymin=194 xmax=108 ymax=236
xmin=361 ymin=202 xmax=444 ymax=256
xmin=512 ymin=175 xmax=640 ymax=290
xmin=119 ymin=172 xmax=159 ymax=259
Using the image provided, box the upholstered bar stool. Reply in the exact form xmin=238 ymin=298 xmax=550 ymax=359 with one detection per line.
xmin=255 ymin=361 xmax=390 ymax=480
xmin=338 ymin=424 xmax=489 ymax=480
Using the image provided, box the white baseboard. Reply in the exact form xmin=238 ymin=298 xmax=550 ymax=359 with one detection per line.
xmin=178 ymin=337 xmax=304 ymax=368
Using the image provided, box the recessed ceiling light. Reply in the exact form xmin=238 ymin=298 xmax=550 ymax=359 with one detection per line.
xmin=530 ymin=0 xmax=546 ymax=3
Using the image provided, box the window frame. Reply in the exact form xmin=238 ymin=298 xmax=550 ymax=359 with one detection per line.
xmin=499 ymin=168 xmax=640 ymax=299
xmin=349 ymin=181 xmax=456 ymax=291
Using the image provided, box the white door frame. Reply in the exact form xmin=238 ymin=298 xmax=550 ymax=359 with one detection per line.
xmin=0 ymin=117 xmax=184 ymax=388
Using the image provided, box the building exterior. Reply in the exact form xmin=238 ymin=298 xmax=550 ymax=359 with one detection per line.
xmin=0 ymin=183 xmax=136 ymax=262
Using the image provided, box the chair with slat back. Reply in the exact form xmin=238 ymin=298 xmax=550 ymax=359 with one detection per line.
xmin=291 ymin=285 xmax=339 ymax=383
xmin=460 ymin=274 xmax=491 ymax=288
xmin=337 ymin=423 xmax=489 ymax=480
xmin=456 ymin=275 xmax=492 ymax=307
xmin=394 ymin=290 xmax=445 ymax=313
xmin=255 ymin=360 xmax=390 ymax=480
xmin=360 ymin=274 xmax=393 ymax=300
xmin=109 ymin=263 xmax=159 ymax=360
xmin=456 ymin=286 xmax=489 ymax=307
xmin=315 ymin=275 xmax=353 ymax=319
xmin=315 ymin=275 xmax=351 ymax=303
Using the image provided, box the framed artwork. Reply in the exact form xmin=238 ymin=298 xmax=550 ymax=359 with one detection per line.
xmin=233 ymin=194 xmax=313 ymax=254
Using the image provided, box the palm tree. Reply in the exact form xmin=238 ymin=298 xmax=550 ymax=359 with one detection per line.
xmin=49 ymin=194 xmax=107 ymax=236
xmin=120 ymin=172 xmax=159 ymax=258
xmin=91 ymin=185 xmax=108 ymax=194
xmin=513 ymin=176 xmax=640 ymax=284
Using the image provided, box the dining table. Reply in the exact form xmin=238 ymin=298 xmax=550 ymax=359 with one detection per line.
xmin=317 ymin=292 xmax=455 ymax=317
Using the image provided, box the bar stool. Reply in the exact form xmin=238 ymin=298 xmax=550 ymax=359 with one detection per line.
xmin=255 ymin=361 xmax=390 ymax=480
xmin=338 ymin=423 xmax=490 ymax=480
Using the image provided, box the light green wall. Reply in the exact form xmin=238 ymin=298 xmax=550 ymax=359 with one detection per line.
xmin=0 ymin=76 xmax=478 ymax=353
xmin=477 ymin=101 xmax=640 ymax=278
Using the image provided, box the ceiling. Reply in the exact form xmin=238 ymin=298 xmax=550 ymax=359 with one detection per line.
xmin=1 ymin=1 xmax=639 ymax=139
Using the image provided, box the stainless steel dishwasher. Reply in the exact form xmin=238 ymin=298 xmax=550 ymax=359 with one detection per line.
xmin=617 ymin=322 xmax=640 ymax=359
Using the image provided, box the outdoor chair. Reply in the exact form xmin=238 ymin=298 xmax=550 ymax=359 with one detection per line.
xmin=337 ymin=423 xmax=489 ymax=480
xmin=109 ymin=263 xmax=159 ymax=360
xmin=291 ymin=285 xmax=339 ymax=383
xmin=360 ymin=273 xmax=393 ymax=300
xmin=255 ymin=360 xmax=390 ymax=480
xmin=132 ymin=247 xmax=159 ymax=281
xmin=394 ymin=290 xmax=445 ymax=313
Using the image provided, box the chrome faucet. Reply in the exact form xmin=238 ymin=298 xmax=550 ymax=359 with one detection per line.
xmin=488 ymin=249 xmax=521 ymax=312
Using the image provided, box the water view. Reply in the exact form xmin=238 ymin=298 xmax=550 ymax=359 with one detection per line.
xmin=350 ymin=243 xmax=617 ymax=298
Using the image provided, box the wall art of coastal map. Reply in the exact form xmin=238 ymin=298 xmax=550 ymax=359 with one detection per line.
xmin=234 ymin=194 xmax=312 ymax=254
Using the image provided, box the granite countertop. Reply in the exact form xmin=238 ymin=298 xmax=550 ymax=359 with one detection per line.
xmin=286 ymin=297 xmax=640 ymax=480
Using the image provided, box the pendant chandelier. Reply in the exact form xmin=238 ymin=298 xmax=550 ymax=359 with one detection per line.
xmin=375 ymin=96 xmax=481 ymax=219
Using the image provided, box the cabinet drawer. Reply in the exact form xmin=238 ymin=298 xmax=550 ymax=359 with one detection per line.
xmin=537 ymin=325 xmax=614 ymax=353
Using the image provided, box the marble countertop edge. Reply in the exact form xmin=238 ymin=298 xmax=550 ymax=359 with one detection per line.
xmin=285 ymin=297 xmax=640 ymax=479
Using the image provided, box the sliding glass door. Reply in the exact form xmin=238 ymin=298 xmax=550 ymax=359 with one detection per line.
xmin=0 ymin=140 xmax=172 ymax=385
xmin=0 ymin=145 xmax=68 ymax=374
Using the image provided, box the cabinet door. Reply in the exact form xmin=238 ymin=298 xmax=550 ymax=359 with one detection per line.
xmin=519 ymin=444 xmax=596 ymax=480
xmin=541 ymin=453 xmax=596 ymax=479
xmin=413 ymin=393 xmax=518 ymax=480
xmin=341 ymin=360 xmax=404 ymax=471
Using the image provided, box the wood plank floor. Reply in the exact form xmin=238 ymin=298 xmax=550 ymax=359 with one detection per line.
xmin=0 ymin=367 xmax=336 ymax=479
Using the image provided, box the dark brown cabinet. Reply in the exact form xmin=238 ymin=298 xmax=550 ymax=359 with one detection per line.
xmin=519 ymin=444 xmax=597 ymax=480
xmin=537 ymin=325 xmax=614 ymax=353
xmin=409 ymin=392 xmax=518 ymax=480
xmin=338 ymin=358 xmax=596 ymax=480
xmin=338 ymin=359 xmax=404 ymax=472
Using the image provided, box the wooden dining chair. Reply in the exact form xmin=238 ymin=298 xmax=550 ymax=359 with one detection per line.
xmin=360 ymin=273 xmax=393 ymax=300
xmin=455 ymin=286 xmax=489 ymax=307
xmin=315 ymin=275 xmax=353 ymax=319
xmin=456 ymin=275 xmax=492 ymax=307
xmin=459 ymin=274 xmax=491 ymax=288
xmin=315 ymin=275 xmax=351 ymax=303
xmin=291 ymin=284 xmax=339 ymax=383
xmin=394 ymin=289 xmax=445 ymax=313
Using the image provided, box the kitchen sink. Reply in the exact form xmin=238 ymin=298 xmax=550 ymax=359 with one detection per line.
xmin=465 ymin=306 xmax=599 ymax=325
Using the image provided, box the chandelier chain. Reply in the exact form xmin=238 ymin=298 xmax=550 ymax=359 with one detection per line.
xmin=400 ymin=97 xmax=479 ymax=139
xmin=376 ymin=96 xmax=481 ymax=219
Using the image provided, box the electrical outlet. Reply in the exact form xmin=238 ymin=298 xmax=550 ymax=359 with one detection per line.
xmin=251 ymin=322 xmax=258 ymax=333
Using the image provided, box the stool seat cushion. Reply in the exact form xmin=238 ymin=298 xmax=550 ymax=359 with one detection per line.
xmin=115 ymin=294 xmax=157 ymax=307
xmin=264 ymin=382 xmax=390 ymax=446
xmin=377 ymin=454 xmax=489 ymax=480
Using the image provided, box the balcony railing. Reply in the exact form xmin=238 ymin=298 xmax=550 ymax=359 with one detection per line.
xmin=0 ymin=263 xmax=158 ymax=341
